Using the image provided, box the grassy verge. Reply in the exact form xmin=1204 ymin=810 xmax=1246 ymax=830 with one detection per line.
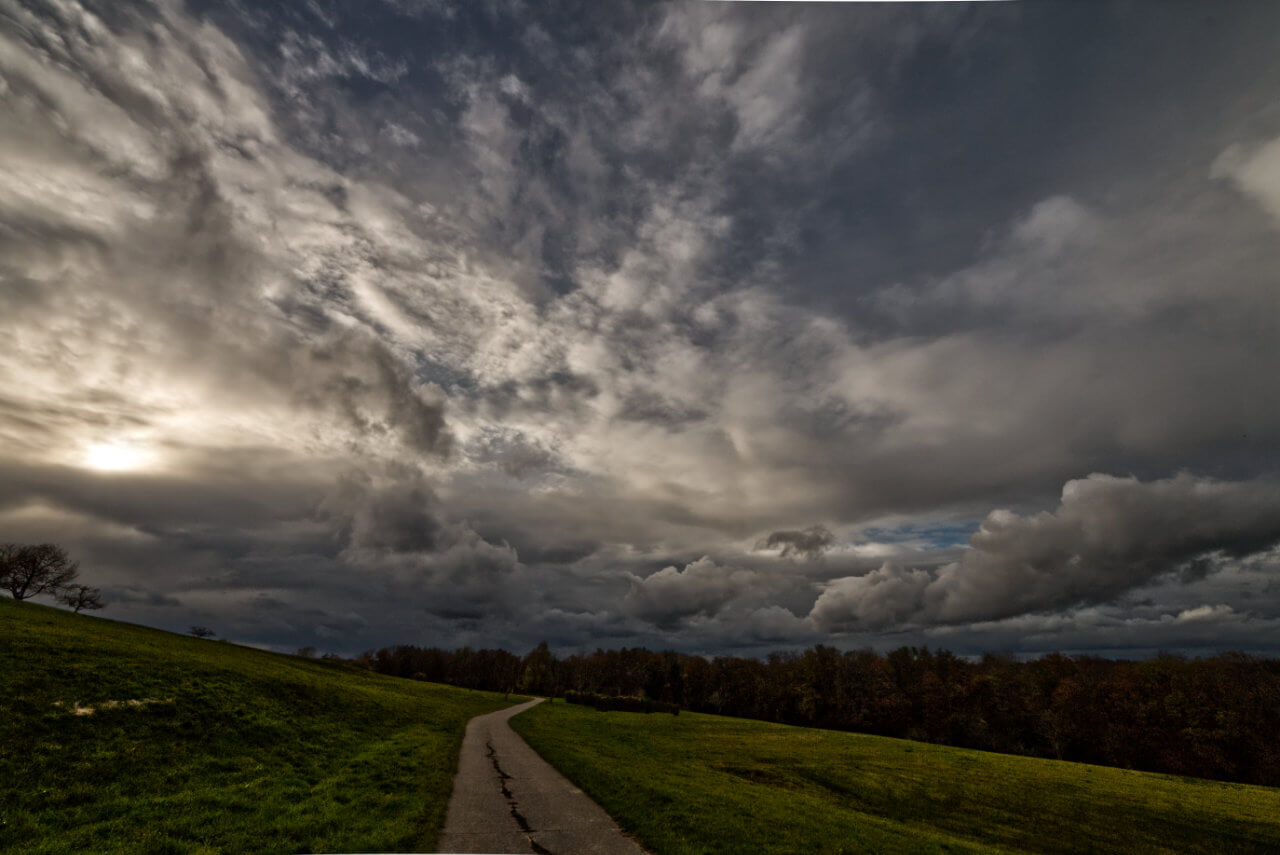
xmin=0 ymin=598 xmax=520 ymax=854
xmin=511 ymin=700 xmax=1280 ymax=854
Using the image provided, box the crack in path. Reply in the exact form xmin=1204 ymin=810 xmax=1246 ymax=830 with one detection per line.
xmin=439 ymin=698 xmax=646 ymax=854
xmin=487 ymin=740 xmax=552 ymax=853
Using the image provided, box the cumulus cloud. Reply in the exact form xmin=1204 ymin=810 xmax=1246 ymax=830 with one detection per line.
xmin=811 ymin=474 xmax=1280 ymax=631
xmin=809 ymin=563 xmax=932 ymax=632
xmin=321 ymin=473 xmax=524 ymax=612
xmin=625 ymin=557 xmax=757 ymax=628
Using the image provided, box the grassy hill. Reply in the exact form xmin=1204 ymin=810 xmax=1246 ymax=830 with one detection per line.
xmin=512 ymin=699 xmax=1280 ymax=854
xmin=0 ymin=598 xmax=518 ymax=854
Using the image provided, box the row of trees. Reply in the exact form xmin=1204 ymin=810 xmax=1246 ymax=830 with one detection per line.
xmin=359 ymin=641 xmax=1280 ymax=787
xmin=0 ymin=543 xmax=104 ymax=612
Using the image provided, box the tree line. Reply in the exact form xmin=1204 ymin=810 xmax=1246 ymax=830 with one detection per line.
xmin=0 ymin=543 xmax=103 ymax=612
xmin=357 ymin=641 xmax=1280 ymax=787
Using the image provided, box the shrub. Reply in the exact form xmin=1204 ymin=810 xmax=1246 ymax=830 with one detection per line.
xmin=564 ymin=690 xmax=678 ymax=715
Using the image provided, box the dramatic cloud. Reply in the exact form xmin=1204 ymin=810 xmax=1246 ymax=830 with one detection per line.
xmin=625 ymin=557 xmax=758 ymax=628
xmin=811 ymin=474 xmax=1280 ymax=631
xmin=2 ymin=0 xmax=1279 ymax=655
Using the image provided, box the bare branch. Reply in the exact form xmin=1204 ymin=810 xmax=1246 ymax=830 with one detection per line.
xmin=59 ymin=584 xmax=105 ymax=613
xmin=1 ymin=543 xmax=80 ymax=601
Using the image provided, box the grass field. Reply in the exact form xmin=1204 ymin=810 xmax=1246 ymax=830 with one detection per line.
xmin=512 ymin=700 xmax=1280 ymax=854
xmin=0 ymin=598 xmax=519 ymax=854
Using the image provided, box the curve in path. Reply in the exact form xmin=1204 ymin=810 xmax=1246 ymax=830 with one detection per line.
xmin=438 ymin=698 xmax=647 ymax=854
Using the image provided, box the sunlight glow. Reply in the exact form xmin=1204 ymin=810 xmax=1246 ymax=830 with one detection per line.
xmin=83 ymin=443 xmax=148 ymax=472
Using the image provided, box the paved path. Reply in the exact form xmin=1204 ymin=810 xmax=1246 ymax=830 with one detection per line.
xmin=438 ymin=698 xmax=647 ymax=854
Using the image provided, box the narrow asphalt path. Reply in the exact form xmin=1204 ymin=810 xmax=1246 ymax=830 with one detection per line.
xmin=438 ymin=698 xmax=647 ymax=854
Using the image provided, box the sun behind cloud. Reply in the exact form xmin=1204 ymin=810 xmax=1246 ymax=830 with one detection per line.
xmin=83 ymin=443 xmax=150 ymax=472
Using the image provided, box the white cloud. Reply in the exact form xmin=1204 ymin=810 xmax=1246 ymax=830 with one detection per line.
xmin=1213 ymin=136 xmax=1280 ymax=225
xmin=1174 ymin=603 xmax=1237 ymax=624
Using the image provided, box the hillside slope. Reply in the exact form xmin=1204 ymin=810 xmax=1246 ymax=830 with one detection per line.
xmin=0 ymin=599 xmax=518 ymax=854
xmin=512 ymin=699 xmax=1280 ymax=854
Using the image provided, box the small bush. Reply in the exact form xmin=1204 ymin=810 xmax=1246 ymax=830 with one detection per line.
xmin=564 ymin=691 xmax=678 ymax=715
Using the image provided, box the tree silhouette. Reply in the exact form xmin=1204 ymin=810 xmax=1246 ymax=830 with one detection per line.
xmin=59 ymin=584 xmax=105 ymax=613
xmin=0 ymin=543 xmax=80 ymax=601
xmin=520 ymin=641 xmax=558 ymax=696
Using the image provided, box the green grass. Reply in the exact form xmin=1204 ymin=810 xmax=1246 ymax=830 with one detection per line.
xmin=0 ymin=598 xmax=521 ymax=854
xmin=511 ymin=700 xmax=1280 ymax=854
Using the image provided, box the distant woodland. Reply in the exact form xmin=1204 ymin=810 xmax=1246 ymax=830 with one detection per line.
xmin=357 ymin=643 xmax=1280 ymax=787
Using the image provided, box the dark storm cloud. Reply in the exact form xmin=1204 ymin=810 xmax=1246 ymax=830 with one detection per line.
xmin=624 ymin=558 xmax=756 ymax=629
xmin=342 ymin=479 xmax=444 ymax=554
xmin=760 ymin=525 xmax=834 ymax=560
xmin=811 ymin=474 xmax=1280 ymax=632
xmin=3 ymin=0 xmax=1280 ymax=655
xmin=314 ymin=471 xmax=532 ymax=624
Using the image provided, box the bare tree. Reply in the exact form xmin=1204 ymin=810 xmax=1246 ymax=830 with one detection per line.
xmin=189 ymin=626 xmax=217 ymax=639
xmin=59 ymin=584 xmax=105 ymax=614
xmin=1 ymin=543 xmax=79 ymax=601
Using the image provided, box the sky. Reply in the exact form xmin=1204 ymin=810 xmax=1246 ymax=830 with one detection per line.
xmin=2 ymin=0 xmax=1280 ymax=658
